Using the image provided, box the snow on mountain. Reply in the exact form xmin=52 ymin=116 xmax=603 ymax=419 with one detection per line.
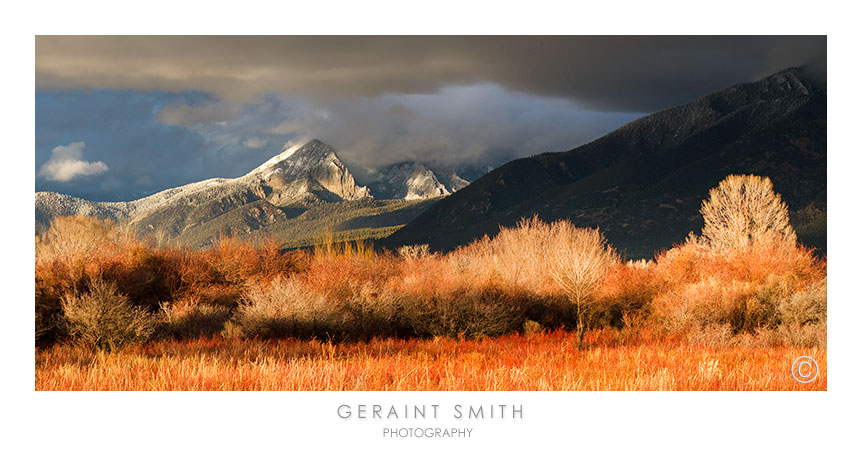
xmin=36 ymin=139 xmax=372 ymax=231
xmin=243 ymin=139 xmax=371 ymax=202
xmin=436 ymin=170 xmax=470 ymax=193
xmin=35 ymin=139 xmax=473 ymax=239
xmin=35 ymin=191 xmax=131 ymax=232
xmin=368 ymin=162 xmax=471 ymax=200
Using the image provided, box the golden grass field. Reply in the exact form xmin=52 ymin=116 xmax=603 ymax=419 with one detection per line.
xmin=35 ymin=333 xmax=825 ymax=390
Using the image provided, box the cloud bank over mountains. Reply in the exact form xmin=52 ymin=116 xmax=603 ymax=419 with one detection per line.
xmin=36 ymin=36 xmax=825 ymax=112
xmin=35 ymin=36 xmax=825 ymax=201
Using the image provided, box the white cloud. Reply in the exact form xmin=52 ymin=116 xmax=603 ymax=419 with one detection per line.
xmin=38 ymin=142 xmax=108 ymax=182
xmin=242 ymin=137 xmax=268 ymax=149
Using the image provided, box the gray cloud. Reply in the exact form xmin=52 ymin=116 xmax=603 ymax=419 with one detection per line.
xmin=36 ymin=36 xmax=825 ymax=113
xmin=216 ymin=85 xmax=642 ymax=175
xmin=386 ymin=103 xmax=419 ymax=121
xmin=158 ymin=102 xmax=241 ymax=126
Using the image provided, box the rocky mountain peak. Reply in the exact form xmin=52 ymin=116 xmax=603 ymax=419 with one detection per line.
xmin=368 ymin=161 xmax=471 ymax=200
xmin=245 ymin=139 xmax=371 ymax=202
xmin=250 ymin=139 xmax=335 ymax=176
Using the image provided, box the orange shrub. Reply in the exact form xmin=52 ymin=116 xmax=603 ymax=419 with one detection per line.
xmin=650 ymin=236 xmax=825 ymax=340
xmin=656 ymin=238 xmax=823 ymax=287
xmin=651 ymin=278 xmax=757 ymax=332
xmin=593 ymin=262 xmax=662 ymax=328
xmin=200 ymin=237 xmax=303 ymax=286
xmin=35 ymin=217 xmax=305 ymax=345
xmin=303 ymin=252 xmax=399 ymax=302
xmin=35 ymin=212 xmax=825 ymax=347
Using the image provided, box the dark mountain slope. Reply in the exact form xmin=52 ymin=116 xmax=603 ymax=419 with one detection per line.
xmin=383 ymin=67 xmax=826 ymax=258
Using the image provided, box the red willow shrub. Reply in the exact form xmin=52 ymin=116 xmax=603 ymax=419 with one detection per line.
xmin=35 ymin=200 xmax=826 ymax=349
xmin=36 ymin=217 xmax=305 ymax=345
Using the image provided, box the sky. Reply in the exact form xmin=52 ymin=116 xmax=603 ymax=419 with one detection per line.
xmin=35 ymin=36 xmax=826 ymax=201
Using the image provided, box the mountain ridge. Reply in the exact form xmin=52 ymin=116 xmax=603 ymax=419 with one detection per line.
xmin=383 ymin=67 xmax=827 ymax=258
xmin=35 ymin=139 xmax=473 ymax=246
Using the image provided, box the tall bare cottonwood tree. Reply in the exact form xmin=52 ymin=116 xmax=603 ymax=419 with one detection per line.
xmin=700 ymin=174 xmax=796 ymax=251
xmin=547 ymin=222 xmax=618 ymax=342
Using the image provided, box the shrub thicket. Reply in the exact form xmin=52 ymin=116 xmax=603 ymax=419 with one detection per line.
xmin=35 ymin=174 xmax=826 ymax=347
xmin=35 ymin=216 xmax=304 ymax=346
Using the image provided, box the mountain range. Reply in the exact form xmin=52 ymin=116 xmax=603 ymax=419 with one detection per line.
xmin=35 ymin=139 xmax=471 ymax=247
xmin=36 ymin=67 xmax=826 ymax=257
xmin=384 ymin=67 xmax=827 ymax=259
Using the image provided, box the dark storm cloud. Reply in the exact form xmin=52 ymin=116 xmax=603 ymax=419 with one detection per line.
xmin=36 ymin=36 xmax=825 ymax=112
xmin=35 ymin=36 xmax=826 ymax=201
xmin=259 ymin=85 xmax=641 ymax=174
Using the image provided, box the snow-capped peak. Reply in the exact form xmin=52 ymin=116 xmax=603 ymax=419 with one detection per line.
xmin=241 ymin=139 xmax=370 ymax=201
xmin=248 ymin=139 xmax=339 ymax=178
xmin=367 ymin=161 xmax=471 ymax=200
xmin=252 ymin=142 xmax=305 ymax=174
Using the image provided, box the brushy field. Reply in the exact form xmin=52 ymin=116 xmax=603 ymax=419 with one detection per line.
xmin=34 ymin=176 xmax=827 ymax=390
xmin=35 ymin=333 xmax=825 ymax=390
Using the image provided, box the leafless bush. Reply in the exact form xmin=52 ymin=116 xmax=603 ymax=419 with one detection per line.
xmin=36 ymin=296 xmax=64 ymax=344
xmin=35 ymin=216 xmax=131 ymax=266
xmin=755 ymin=322 xmax=826 ymax=347
xmin=447 ymin=216 xmax=618 ymax=299
xmin=651 ymin=279 xmax=754 ymax=333
xmin=61 ymin=278 xmax=155 ymax=351
xmin=441 ymin=217 xmax=620 ymax=337
xmin=484 ymin=217 xmax=555 ymax=290
xmin=334 ymin=284 xmax=412 ymax=338
xmin=235 ymin=277 xmax=348 ymax=338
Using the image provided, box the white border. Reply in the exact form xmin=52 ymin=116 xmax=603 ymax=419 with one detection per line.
xmin=6 ymin=1 xmax=860 ymax=450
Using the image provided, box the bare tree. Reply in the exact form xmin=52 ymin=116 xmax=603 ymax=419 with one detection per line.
xmin=700 ymin=174 xmax=796 ymax=251
xmin=547 ymin=222 xmax=618 ymax=343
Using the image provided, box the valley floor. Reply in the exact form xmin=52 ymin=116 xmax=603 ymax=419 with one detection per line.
xmin=35 ymin=332 xmax=826 ymax=391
